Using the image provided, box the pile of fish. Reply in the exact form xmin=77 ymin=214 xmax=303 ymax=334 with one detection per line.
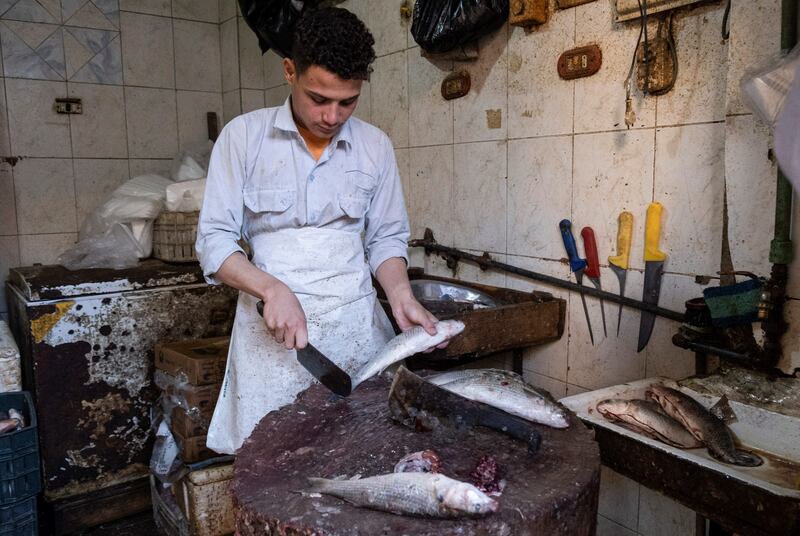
xmin=428 ymin=368 xmax=570 ymax=429
xmin=351 ymin=319 xmax=466 ymax=388
xmin=0 ymin=408 xmax=25 ymax=434
xmin=597 ymin=384 xmax=762 ymax=467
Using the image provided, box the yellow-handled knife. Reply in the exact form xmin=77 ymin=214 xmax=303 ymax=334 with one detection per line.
xmin=608 ymin=211 xmax=633 ymax=337
xmin=637 ymin=202 xmax=667 ymax=352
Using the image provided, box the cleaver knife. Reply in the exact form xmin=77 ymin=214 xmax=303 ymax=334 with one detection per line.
xmin=256 ymin=300 xmax=353 ymax=397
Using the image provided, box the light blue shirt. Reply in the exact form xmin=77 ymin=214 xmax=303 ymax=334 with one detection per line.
xmin=196 ymin=98 xmax=410 ymax=285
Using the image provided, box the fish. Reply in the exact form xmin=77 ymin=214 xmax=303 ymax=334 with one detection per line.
xmin=306 ymin=472 xmax=499 ymax=518
xmin=596 ymin=398 xmax=702 ymax=448
xmin=0 ymin=418 xmax=19 ymax=434
xmin=647 ymin=384 xmax=762 ymax=467
xmin=353 ymin=320 xmax=465 ymax=387
xmin=8 ymin=409 xmax=24 ymax=428
xmin=394 ymin=450 xmax=442 ymax=474
xmin=428 ymin=368 xmax=570 ymax=429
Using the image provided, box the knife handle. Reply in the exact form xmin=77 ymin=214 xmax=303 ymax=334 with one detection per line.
xmin=256 ymin=300 xmax=264 ymax=317
xmin=644 ymin=202 xmax=667 ymax=262
xmin=559 ymin=219 xmax=587 ymax=274
xmin=580 ymin=227 xmax=601 ymax=279
xmin=609 ymin=211 xmax=633 ymax=270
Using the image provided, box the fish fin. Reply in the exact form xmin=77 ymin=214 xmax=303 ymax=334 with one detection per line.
xmin=709 ymin=394 xmax=737 ymax=424
xmin=349 ymin=474 xmax=362 ymax=480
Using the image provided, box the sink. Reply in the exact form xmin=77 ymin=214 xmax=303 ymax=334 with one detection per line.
xmin=560 ymin=376 xmax=800 ymax=535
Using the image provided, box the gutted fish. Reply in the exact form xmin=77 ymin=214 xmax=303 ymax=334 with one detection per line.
xmin=353 ymin=320 xmax=465 ymax=387
xmin=596 ymin=398 xmax=702 ymax=448
xmin=469 ymin=455 xmax=505 ymax=497
xmin=429 ymin=368 xmax=570 ymax=429
xmin=647 ymin=385 xmax=762 ymax=467
xmin=306 ymin=472 xmax=499 ymax=518
xmin=394 ymin=450 xmax=442 ymax=474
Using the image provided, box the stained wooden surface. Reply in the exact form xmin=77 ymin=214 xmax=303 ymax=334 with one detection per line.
xmin=233 ymin=376 xmax=600 ymax=535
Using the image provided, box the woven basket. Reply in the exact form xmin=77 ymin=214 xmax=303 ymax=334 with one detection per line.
xmin=153 ymin=211 xmax=199 ymax=263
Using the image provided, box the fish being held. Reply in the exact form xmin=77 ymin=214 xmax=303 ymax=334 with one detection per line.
xmin=646 ymin=384 xmax=762 ymax=467
xmin=306 ymin=472 xmax=499 ymax=518
xmin=353 ymin=320 xmax=465 ymax=387
xmin=429 ymin=368 xmax=570 ymax=429
xmin=596 ymin=398 xmax=702 ymax=448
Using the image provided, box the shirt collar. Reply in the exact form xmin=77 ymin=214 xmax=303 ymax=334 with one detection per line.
xmin=273 ymin=96 xmax=353 ymax=151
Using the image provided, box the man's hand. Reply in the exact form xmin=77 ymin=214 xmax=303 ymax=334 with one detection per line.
xmin=261 ymin=280 xmax=308 ymax=350
xmin=391 ymin=296 xmax=449 ymax=351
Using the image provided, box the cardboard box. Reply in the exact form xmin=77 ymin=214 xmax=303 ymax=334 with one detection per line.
xmin=171 ymin=406 xmax=211 ymax=439
xmin=155 ymin=337 xmax=229 ymax=386
xmin=173 ymin=429 xmax=216 ymax=464
xmin=158 ymin=372 xmax=220 ymax=415
xmin=174 ymin=463 xmax=234 ymax=536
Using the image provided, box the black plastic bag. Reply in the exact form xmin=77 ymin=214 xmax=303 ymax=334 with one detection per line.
xmin=238 ymin=0 xmax=321 ymax=58
xmin=411 ymin=0 xmax=508 ymax=54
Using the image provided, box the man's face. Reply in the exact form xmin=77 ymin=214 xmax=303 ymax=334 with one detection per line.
xmin=284 ymin=59 xmax=362 ymax=139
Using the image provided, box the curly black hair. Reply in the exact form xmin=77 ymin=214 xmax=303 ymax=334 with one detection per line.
xmin=292 ymin=7 xmax=376 ymax=80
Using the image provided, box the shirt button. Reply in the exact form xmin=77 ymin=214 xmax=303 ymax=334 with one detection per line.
xmin=308 ymin=174 xmax=315 ymax=182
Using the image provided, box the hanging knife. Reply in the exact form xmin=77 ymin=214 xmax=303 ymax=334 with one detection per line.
xmin=581 ymin=226 xmax=608 ymax=338
xmin=559 ymin=219 xmax=594 ymax=346
xmin=637 ymin=202 xmax=667 ymax=352
xmin=256 ymin=300 xmax=353 ymax=396
xmin=608 ymin=212 xmax=633 ymax=336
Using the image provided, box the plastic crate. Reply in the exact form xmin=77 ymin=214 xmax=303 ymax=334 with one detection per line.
xmin=0 ymin=392 xmax=39 ymax=505
xmin=152 ymin=211 xmax=199 ymax=263
xmin=0 ymin=495 xmax=37 ymax=536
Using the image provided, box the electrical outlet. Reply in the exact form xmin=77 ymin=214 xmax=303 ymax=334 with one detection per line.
xmin=54 ymin=98 xmax=82 ymax=114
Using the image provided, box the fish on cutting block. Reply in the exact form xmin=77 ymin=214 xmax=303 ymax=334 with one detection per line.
xmin=596 ymin=398 xmax=703 ymax=449
xmin=306 ymin=472 xmax=499 ymax=518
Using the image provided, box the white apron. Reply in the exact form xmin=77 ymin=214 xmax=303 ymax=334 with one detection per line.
xmin=206 ymin=227 xmax=395 ymax=454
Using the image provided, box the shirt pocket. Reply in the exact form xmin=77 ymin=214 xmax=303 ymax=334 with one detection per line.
xmin=338 ymin=194 xmax=369 ymax=219
xmin=243 ymin=188 xmax=295 ymax=214
xmin=345 ymin=169 xmax=378 ymax=197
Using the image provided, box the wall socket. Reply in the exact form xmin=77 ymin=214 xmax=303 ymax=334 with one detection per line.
xmin=54 ymin=98 xmax=82 ymax=114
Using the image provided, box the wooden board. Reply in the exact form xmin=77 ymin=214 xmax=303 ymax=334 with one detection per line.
xmin=233 ymin=376 xmax=600 ymax=535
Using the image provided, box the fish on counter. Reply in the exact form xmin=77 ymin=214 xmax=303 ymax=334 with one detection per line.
xmin=596 ymin=398 xmax=703 ymax=449
xmin=428 ymin=368 xmax=570 ymax=429
xmin=0 ymin=418 xmax=19 ymax=434
xmin=306 ymin=472 xmax=499 ymax=518
xmin=8 ymin=408 xmax=24 ymax=427
xmin=647 ymin=384 xmax=762 ymax=467
xmin=394 ymin=450 xmax=442 ymax=474
xmin=352 ymin=320 xmax=465 ymax=388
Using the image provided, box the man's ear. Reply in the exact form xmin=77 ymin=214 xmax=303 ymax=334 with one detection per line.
xmin=284 ymin=58 xmax=296 ymax=84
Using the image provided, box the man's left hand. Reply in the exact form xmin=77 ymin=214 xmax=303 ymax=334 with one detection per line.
xmin=391 ymin=297 xmax=450 ymax=351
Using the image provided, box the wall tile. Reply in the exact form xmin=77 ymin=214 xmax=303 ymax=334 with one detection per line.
xmin=118 ymin=0 xmax=170 ymax=17
xmin=240 ymin=88 xmax=263 ymax=114
xmin=339 ymin=0 xmax=368 ymax=31
xmin=407 ymin=48 xmax=452 ymax=147
xmin=73 ymin=158 xmax=128 ymax=226
xmin=0 ymin=78 xmax=9 ymax=155
xmin=0 ymin=235 xmax=20 ymax=314
xmin=238 ymin=16 xmax=263 ymax=89
xmin=13 ymin=157 xmax=76 ymax=234
xmin=598 ymin=465 xmax=640 ymax=531
xmin=264 ymin=85 xmax=287 ymax=108
xmin=393 ymin=147 xmax=410 ymax=213
xmin=129 ymin=158 xmax=172 ymax=178
xmin=724 ymin=114 xmax=776 ymax=277
xmin=453 ymin=140 xmax=506 ymax=252
xmin=573 ymin=0 xmax=655 ymax=132
xmin=220 ymin=16 xmax=238 ymax=92
xmin=219 ymin=0 xmax=235 ymax=22
xmin=120 ymin=11 xmax=174 ymax=87
xmin=565 ymin=383 xmax=589 ymax=396
xmin=638 ymin=486 xmax=697 ymax=536
xmin=0 ymin=21 xmax=64 ymax=80
xmin=263 ymin=49 xmax=284 ymax=88
xmin=352 ymin=80 xmax=370 ymax=124
xmin=18 ymin=232 xmax=77 ymax=265
xmin=5 ymin=78 xmax=70 ymax=157
xmin=68 ymin=82 xmax=127 ymax=157
xmin=65 ymin=28 xmax=121 ymax=85
xmin=368 ymin=0 xmax=407 ymax=57
xmin=222 ymin=88 xmax=240 ymax=123
xmin=63 ymin=0 xmax=118 ymax=30
xmin=507 ymin=136 xmax=572 ymax=259
xmin=454 ymin=25 xmax=507 ymax=143
xmin=454 ymin=250 xmax=507 ymax=288
xmin=176 ymin=90 xmax=221 ymax=150
xmin=508 ymin=7 xmax=574 ymax=139
xmin=596 ymin=515 xmax=637 ymax=536
xmin=125 ymin=86 xmax=178 ymax=158
xmin=172 ymin=0 xmax=217 ymax=23
xmin=573 ymin=129 xmax=656 ymax=272
xmin=506 ymin=255 xmax=570 ymax=383
xmin=409 ymin=144 xmax=453 ymax=247
xmin=1 ymin=0 xmax=59 ymax=23
xmin=725 ymin=0 xmax=781 ymax=115
xmin=522 ymin=369 xmax=567 ymax=399
xmin=0 ymin=165 xmax=16 ymax=235
xmin=654 ymin=123 xmax=725 ymax=276
xmin=174 ymin=19 xmax=220 ymax=92
xmin=371 ymin=51 xmax=407 ymax=148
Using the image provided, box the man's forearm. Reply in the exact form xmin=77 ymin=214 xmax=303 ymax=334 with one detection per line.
xmin=214 ymin=252 xmax=281 ymax=300
xmin=375 ymin=257 xmax=413 ymax=306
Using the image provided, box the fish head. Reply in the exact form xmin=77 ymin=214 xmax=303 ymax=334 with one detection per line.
xmin=547 ymin=407 xmax=571 ymax=428
xmin=596 ymin=399 xmax=631 ymax=421
xmin=437 ymin=320 xmax=466 ymax=338
xmin=438 ymin=482 xmax=499 ymax=516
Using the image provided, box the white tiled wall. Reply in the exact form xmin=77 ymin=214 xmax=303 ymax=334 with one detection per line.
xmin=335 ymin=0 xmax=790 ymax=534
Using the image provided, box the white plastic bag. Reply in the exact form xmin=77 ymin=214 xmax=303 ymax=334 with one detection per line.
xmin=775 ymin=73 xmax=800 ymax=189
xmin=171 ymin=141 xmax=213 ymax=181
xmin=165 ymin=178 xmax=206 ymax=212
xmin=741 ymin=43 xmax=800 ymax=127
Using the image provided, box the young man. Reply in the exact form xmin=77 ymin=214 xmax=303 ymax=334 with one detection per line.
xmin=196 ymin=8 xmax=442 ymax=454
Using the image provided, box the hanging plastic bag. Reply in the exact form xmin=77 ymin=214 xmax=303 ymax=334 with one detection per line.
xmin=411 ymin=0 xmax=508 ymax=54
xmin=775 ymin=64 xmax=800 ymax=189
xmin=740 ymin=43 xmax=800 ymax=128
xmin=170 ymin=140 xmax=213 ymax=182
xmin=238 ymin=0 xmax=321 ymax=58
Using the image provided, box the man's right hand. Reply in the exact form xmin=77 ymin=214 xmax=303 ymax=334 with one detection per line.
xmin=260 ymin=280 xmax=308 ymax=350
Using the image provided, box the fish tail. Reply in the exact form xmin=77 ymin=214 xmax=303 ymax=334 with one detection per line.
xmin=307 ymin=477 xmax=331 ymax=492
xmin=733 ymin=449 xmax=763 ymax=467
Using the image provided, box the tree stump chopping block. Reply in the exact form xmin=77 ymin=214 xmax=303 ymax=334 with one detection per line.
xmin=233 ymin=376 xmax=600 ymax=535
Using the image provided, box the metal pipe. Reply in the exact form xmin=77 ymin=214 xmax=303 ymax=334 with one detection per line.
xmin=673 ymin=334 xmax=753 ymax=364
xmin=410 ymin=235 xmax=685 ymax=322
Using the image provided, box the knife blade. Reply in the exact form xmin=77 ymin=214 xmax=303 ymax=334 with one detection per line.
xmin=581 ymin=226 xmax=608 ymax=338
xmin=559 ymin=219 xmax=594 ymax=346
xmin=637 ymin=203 xmax=667 ymax=352
xmin=256 ymin=300 xmax=353 ymax=396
